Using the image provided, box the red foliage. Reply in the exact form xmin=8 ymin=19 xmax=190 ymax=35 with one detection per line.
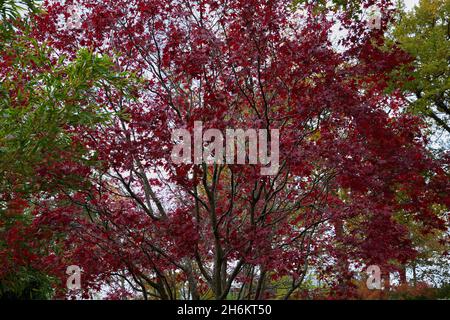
xmin=2 ymin=0 xmax=449 ymax=299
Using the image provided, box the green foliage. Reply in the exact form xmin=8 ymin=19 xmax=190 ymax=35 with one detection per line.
xmin=393 ymin=0 xmax=450 ymax=133
xmin=0 ymin=0 xmax=39 ymax=21
xmin=0 ymin=0 xmax=40 ymax=45
xmin=0 ymin=34 xmax=137 ymax=194
xmin=435 ymin=282 xmax=450 ymax=299
xmin=0 ymin=267 xmax=54 ymax=300
xmin=292 ymin=0 xmax=363 ymax=16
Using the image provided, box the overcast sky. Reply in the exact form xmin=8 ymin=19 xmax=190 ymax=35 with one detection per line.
xmin=404 ymin=0 xmax=420 ymax=10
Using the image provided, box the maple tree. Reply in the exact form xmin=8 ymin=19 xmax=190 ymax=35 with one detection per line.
xmin=1 ymin=0 xmax=449 ymax=299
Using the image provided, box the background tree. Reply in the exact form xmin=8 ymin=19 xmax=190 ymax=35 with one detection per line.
xmin=384 ymin=0 xmax=450 ymax=293
xmin=393 ymin=0 xmax=450 ymax=134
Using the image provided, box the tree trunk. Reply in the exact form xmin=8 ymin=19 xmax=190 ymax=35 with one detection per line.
xmin=399 ymin=266 xmax=407 ymax=286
